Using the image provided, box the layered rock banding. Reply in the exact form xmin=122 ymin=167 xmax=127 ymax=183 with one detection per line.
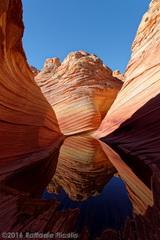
xmin=95 ymin=0 xmax=160 ymax=141
xmin=94 ymin=1 xmax=160 ymax=238
xmin=1 ymin=0 xmax=160 ymax=239
xmin=0 ymin=0 xmax=63 ymax=177
xmin=100 ymin=142 xmax=153 ymax=215
xmin=47 ymin=135 xmax=117 ymax=201
xmin=2 ymin=143 xmax=63 ymax=198
xmin=35 ymin=51 xmax=122 ymax=135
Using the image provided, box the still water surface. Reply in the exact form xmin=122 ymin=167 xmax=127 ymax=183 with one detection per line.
xmin=43 ymin=176 xmax=133 ymax=237
xmin=1 ymin=134 xmax=153 ymax=238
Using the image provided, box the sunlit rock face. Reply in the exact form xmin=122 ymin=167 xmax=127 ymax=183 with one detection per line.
xmin=35 ymin=51 xmax=122 ymax=135
xmin=0 ymin=0 xmax=62 ymax=173
xmin=47 ymin=135 xmax=117 ymax=201
xmin=112 ymin=70 xmax=125 ymax=82
xmin=95 ymin=0 xmax=160 ymax=143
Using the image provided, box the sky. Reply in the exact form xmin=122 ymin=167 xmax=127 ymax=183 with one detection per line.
xmin=22 ymin=0 xmax=151 ymax=73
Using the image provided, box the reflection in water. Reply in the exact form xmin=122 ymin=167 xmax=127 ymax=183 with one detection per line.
xmin=2 ymin=143 xmax=63 ymax=198
xmin=0 ymin=134 xmax=155 ymax=238
xmin=47 ymin=135 xmax=117 ymax=201
xmin=43 ymin=135 xmax=134 ymax=236
xmin=43 ymin=177 xmax=133 ymax=236
xmin=100 ymin=142 xmax=154 ymax=215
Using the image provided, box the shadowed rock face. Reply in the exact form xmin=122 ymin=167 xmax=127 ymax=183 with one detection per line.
xmin=0 ymin=0 xmax=63 ymax=171
xmin=35 ymin=51 xmax=122 ymax=135
xmin=47 ymin=135 xmax=117 ymax=201
xmin=1 ymin=142 xmax=63 ymax=198
xmin=0 ymin=185 xmax=79 ymax=235
xmin=93 ymin=1 xmax=160 ymax=238
xmin=30 ymin=65 xmax=39 ymax=76
xmin=95 ymin=0 xmax=160 ymax=139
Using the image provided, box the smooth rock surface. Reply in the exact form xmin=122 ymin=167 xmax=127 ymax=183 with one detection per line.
xmin=95 ymin=0 xmax=160 ymax=140
xmin=36 ymin=51 xmax=122 ymax=135
xmin=0 ymin=0 xmax=62 ymax=171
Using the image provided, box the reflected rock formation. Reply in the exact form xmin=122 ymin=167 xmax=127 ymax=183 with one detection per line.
xmin=1 ymin=143 xmax=63 ymax=198
xmin=47 ymin=135 xmax=117 ymax=201
xmin=93 ymin=1 xmax=160 ymax=237
xmin=0 ymin=135 xmax=78 ymax=236
xmin=100 ymin=141 xmax=153 ymax=216
xmin=36 ymin=51 xmax=122 ymax=135
xmin=0 ymin=0 xmax=63 ymax=178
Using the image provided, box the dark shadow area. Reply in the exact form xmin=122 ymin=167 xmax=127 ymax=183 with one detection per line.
xmin=43 ymin=177 xmax=133 ymax=237
xmin=101 ymin=93 xmax=160 ymax=240
xmin=2 ymin=142 xmax=63 ymax=198
xmin=101 ymin=93 xmax=160 ymax=161
xmin=0 ymin=123 xmax=158 ymax=239
xmin=0 ymin=185 xmax=79 ymax=235
xmin=107 ymin=146 xmax=152 ymax=189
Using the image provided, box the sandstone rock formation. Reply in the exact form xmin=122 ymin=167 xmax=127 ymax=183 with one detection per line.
xmin=95 ymin=0 xmax=160 ymax=141
xmin=113 ymin=70 xmax=125 ymax=81
xmin=100 ymin=142 xmax=153 ymax=215
xmin=0 ymin=185 xmax=79 ymax=237
xmin=30 ymin=65 xmax=39 ymax=76
xmin=1 ymin=0 xmax=160 ymax=239
xmin=2 ymin=143 xmax=63 ymax=197
xmin=36 ymin=51 xmax=122 ymax=135
xmin=47 ymin=135 xmax=117 ymax=201
xmin=0 ymin=0 xmax=63 ymax=177
xmin=93 ymin=1 xmax=160 ymax=238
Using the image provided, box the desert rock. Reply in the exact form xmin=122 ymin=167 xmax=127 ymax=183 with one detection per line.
xmin=95 ymin=0 xmax=160 ymax=140
xmin=0 ymin=0 xmax=62 ymax=175
xmin=113 ymin=70 xmax=125 ymax=81
xmin=30 ymin=65 xmax=39 ymax=76
xmin=47 ymin=134 xmax=116 ymax=201
xmin=100 ymin=142 xmax=153 ymax=215
xmin=36 ymin=51 xmax=122 ymax=135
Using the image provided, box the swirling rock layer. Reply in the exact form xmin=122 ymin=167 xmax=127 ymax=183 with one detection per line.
xmin=96 ymin=0 xmax=160 ymax=143
xmin=36 ymin=51 xmax=122 ymax=135
xmin=94 ymin=1 xmax=160 ymax=238
xmin=0 ymin=0 xmax=62 ymax=172
xmin=47 ymin=135 xmax=116 ymax=201
xmin=100 ymin=142 xmax=153 ymax=215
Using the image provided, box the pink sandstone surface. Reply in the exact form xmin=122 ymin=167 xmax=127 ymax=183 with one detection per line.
xmin=35 ymin=51 xmax=122 ymax=135
xmin=95 ymin=0 xmax=160 ymax=141
xmin=112 ymin=70 xmax=125 ymax=81
xmin=1 ymin=0 xmax=160 ymax=239
xmin=0 ymin=0 xmax=63 ymax=176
